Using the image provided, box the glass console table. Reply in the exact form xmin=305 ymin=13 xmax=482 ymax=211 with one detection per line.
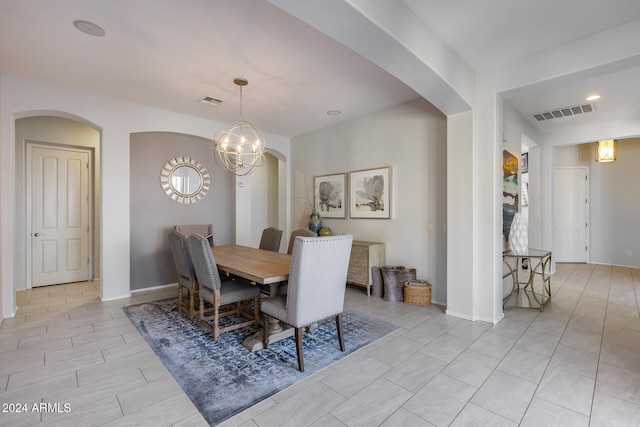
xmin=503 ymin=248 xmax=552 ymax=311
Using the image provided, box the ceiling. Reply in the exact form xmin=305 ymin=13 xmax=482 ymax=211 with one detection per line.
xmin=2 ymin=0 xmax=640 ymax=138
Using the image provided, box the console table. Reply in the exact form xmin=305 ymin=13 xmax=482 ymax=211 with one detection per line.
xmin=503 ymin=248 xmax=552 ymax=311
xmin=347 ymin=240 xmax=385 ymax=295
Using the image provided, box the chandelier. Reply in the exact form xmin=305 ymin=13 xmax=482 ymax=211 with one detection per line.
xmin=213 ymin=78 xmax=266 ymax=176
xmin=595 ymin=139 xmax=616 ymax=162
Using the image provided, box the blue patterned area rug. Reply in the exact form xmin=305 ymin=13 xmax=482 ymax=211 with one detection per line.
xmin=123 ymin=299 xmax=397 ymax=426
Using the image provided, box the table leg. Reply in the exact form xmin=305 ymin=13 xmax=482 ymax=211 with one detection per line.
xmin=242 ymin=281 xmax=294 ymax=352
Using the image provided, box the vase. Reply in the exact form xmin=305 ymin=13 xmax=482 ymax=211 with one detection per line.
xmin=508 ymin=212 xmax=528 ymax=255
xmin=318 ymin=226 xmax=332 ymax=236
xmin=308 ymin=212 xmax=322 ymax=233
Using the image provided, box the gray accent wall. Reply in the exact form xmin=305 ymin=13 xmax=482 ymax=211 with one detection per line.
xmin=555 ymin=139 xmax=640 ymax=268
xmin=129 ymin=131 xmax=234 ymax=290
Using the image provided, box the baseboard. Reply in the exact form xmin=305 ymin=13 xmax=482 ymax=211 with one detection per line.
xmin=130 ymin=282 xmax=178 ymax=293
xmin=100 ymin=293 xmax=132 ymax=302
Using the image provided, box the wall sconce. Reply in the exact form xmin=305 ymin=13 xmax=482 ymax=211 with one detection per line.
xmin=595 ymin=139 xmax=616 ymax=162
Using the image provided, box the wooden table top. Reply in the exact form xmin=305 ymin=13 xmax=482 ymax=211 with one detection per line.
xmin=211 ymin=245 xmax=291 ymax=285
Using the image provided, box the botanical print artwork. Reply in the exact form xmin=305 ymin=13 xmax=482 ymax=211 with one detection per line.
xmin=314 ymin=173 xmax=346 ymax=218
xmin=350 ymin=167 xmax=391 ymax=219
xmin=503 ymin=150 xmax=519 ymax=240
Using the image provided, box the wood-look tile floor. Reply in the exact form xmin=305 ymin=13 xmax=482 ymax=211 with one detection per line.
xmin=1 ymin=263 xmax=639 ymax=426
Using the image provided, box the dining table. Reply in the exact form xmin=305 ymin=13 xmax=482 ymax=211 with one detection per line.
xmin=211 ymin=244 xmax=293 ymax=351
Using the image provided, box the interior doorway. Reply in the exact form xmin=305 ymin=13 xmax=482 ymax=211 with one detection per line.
xmin=554 ymin=166 xmax=589 ymax=262
xmin=28 ymin=144 xmax=93 ymax=286
xmin=15 ymin=115 xmax=101 ymax=290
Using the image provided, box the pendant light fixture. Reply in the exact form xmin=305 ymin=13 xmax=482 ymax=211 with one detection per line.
xmin=595 ymin=139 xmax=616 ymax=162
xmin=213 ymin=78 xmax=266 ymax=176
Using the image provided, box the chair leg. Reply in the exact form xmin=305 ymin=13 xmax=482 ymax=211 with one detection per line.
xmin=188 ymin=278 xmax=196 ymax=321
xmin=335 ymin=313 xmax=345 ymax=352
xmin=213 ymin=290 xmax=221 ymax=341
xmin=295 ymin=327 xmax=305 ymax=372
xmin=198 ymin=295 xmax=205 ymax=329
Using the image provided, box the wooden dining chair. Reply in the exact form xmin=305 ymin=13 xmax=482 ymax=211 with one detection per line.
xmin=259 ymin=227 xmax=283 ymax=252
xmin=261 ymin=234 xmax=353 ymax=371
xmin=168 ymin=230 xmax=199 ymax=321
xmin=187 ymin=233 xmax=261 ymax=341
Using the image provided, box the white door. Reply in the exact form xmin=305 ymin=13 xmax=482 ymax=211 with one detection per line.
xmin=30 ymin=145 xmax=91 ymax=287
xmin=554 ymin=167 xmax=588 ymax=262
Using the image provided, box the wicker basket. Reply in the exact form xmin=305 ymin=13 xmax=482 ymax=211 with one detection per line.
xmin=403 ymin=280 xmax=431 ymax=306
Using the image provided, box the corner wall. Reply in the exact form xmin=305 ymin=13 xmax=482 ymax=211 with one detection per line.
xmin=291 ymin=98 xmax=448 ymax=304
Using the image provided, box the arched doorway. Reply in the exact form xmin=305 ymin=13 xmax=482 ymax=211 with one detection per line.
xmin=15 ymin=114 xmax=101 ymax=289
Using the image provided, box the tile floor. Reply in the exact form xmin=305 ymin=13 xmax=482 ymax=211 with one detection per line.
xmin=1 ymin=263 xmax=640 ymax=426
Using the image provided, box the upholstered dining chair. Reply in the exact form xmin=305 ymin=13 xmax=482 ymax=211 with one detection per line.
xmin=259 ymin=227 xmax=283 ymax=252
xmin=186 ymin=233 xmax=261 ymax=341
xmin=265 ymin=228 xmax=319 ymax=297
xmin=261 ymin=234 xmax=353 ymax=371
xmin=174 ymin=224 xmax=214 ymax=246
xmin=168 ymin=230 xmax=200 ymax=321
xmin=287 ymin=228 xmax=317 ymax=255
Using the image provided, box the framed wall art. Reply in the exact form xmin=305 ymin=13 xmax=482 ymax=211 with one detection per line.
xmin=314 ymin=173 xmax=346 ymax=218
xmin=349 ymin=166 xmax=391 ymax=219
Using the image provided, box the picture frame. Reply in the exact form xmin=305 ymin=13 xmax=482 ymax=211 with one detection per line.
xmin=521 ymin=152 xmax=528 ymax=174
xmin=349 ymin=166 xmax=391 ymax=219
xmin=314 ymin=173 xmax=346 ymax=218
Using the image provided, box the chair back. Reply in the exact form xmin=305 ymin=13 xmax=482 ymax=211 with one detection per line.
xmin=287 ymin=228 xmax=317 ymax=254
xmin=168 ymin=230 xmax=195 ymax=287
xmin=285 ymin=234 xmax=353 ymax=327
xmin=186 ymin=233 xmax=223 ymax=292
xmin=175 ymin=224 xmax=214 ymax=246
xmin=259 ymin=227 xmax=283 ymax=252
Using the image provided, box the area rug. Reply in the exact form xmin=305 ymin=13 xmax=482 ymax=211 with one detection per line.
xmin=123 ymin=299 xmax=398 ymax=426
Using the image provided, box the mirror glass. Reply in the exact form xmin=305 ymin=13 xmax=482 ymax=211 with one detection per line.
xmin=170 ymin=165 xmax=202 ymax=196
xmin=160 ymin=156 xmax=210 ymax=204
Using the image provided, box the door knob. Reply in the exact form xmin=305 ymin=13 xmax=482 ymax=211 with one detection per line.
xmin=34 ymin=232 xmax=43 ymax=237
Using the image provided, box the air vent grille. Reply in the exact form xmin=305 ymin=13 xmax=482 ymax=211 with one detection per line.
xmin=532 ymin=103 xmax=594 ymax=122
xmin=200 ymin=96 xmax=223 ymax=106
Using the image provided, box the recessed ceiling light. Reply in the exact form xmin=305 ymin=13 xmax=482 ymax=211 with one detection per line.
xmin=73 ymin=20 xmax=106 ymax=37
xmin=327 ymin=110 xmax=341 ymax=116
xmin=586 ymin=94 xmax=601 ymax=101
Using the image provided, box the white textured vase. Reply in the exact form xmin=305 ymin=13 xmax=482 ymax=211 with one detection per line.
xmin=509 ymin=212 xmax=528 ymax=255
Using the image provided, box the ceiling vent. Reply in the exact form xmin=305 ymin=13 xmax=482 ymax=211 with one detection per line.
xmin=531 ymin=103 xmax=594 ymax=122
xmin=200 ymin=96 xmax=223 ymax=106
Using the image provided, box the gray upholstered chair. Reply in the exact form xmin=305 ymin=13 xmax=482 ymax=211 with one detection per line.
xmin=187 ymin=233 xmax=260 ymax=340
xmin=259 ymin=227 xmax=283 ymax=252
xmin=168 ymin=230 xmax=199 ymax=321
xmin=287 ymin=228 xmax=317 ymax=255
xmin=261 ymin=234 xmax=353 ymax=371
xmin=175 ymin=224 xmax=214 ymax=246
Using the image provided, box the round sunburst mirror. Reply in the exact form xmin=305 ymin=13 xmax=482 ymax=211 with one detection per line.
xmin=160 ymin=156 xmax=210 ymax=204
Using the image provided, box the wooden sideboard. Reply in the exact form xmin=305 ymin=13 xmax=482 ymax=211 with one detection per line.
xmin=347 ymin=240 xmax=386 ymax=295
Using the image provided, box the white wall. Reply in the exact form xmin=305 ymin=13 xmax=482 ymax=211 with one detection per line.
xmin=291 ymin=98 xmax=448 ymax=304
xmin=502 ymin=102 xmax=542 ymax=248
xmin=0 ymin=74 xmax=291 ymax=318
